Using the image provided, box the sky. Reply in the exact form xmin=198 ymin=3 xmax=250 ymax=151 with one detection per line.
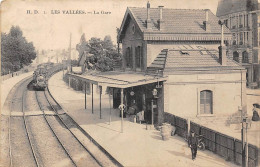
xmin=0 ymin=0 xmax=220 ymax=51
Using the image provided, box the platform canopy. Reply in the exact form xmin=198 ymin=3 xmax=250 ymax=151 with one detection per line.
xmin=67 ymin=70 xmax=167 ymax=89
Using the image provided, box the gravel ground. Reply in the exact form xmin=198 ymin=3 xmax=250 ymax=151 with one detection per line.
xmin=45 ymin=89 xmax=117 ymax=167
xmin=36 ymin=90 xmax=99 ymax=167
xmin=27 ymin=89 xmax=73 ymax=167
xmin=59 ymin=114 xmax=117 ymax=167
xmin=10 ymin=117 xmax=36 ymax=167
xmin=1 ymin=73 xmax=115 ymax=167
xmin=24 ymin=82 xmax=41 ymax=112
xmin=11 ymin=79 xmax=31 ymax=113
xmin=0 ymin=116 xmax=10 ymax=167
xmin=47 ymin=115 xmax=100 ymax=167
xmin=27 ymin=116 xmax=73 ymax=167
xmin=1 ymin=77 xmax=36 ymax=167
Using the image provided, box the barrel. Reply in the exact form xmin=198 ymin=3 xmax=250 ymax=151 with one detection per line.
xmin=161 ymin=123 xmax=171 ymax=140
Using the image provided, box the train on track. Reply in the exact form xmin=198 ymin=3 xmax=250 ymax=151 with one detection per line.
xmin=33 ymin=63 xmax=63 ymax=90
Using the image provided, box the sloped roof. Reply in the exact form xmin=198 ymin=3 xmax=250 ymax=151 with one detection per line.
xmin=216 ymin=0 xmax=258 ymax=17
xmin=148 ymin=45 xmax=244 ymax=72
xmin=68 ymin=71 xmax=167 ymax=89
xmin=128 ymin=7 xmax=230 ymax=34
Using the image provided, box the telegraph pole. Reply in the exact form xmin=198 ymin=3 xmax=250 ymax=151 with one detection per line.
xmin=68 ymin=33 xmax=72 ymax=72
xmin=69 ymin=33 xmax=72 ymax=61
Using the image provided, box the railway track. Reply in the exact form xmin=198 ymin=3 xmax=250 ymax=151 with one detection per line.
xmin=3 ymin=66 xmax=118 ymax=167
xmin=35 ymin=90 xmax=102 ymax=167
xmin=44 ymin=89 xmax=104 ymax=166
xmin=7 ymin=77 xmax=38 ymax=167
xmin=22 ymin=88 xmax=40 ymax=167
xmin=7 ymin=77 xmax=75 ymax=167
xmin=34 ymin=90 xmax=78 ymax=167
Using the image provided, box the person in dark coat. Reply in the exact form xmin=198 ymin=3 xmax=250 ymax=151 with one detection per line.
xmin=188 ymin=131 xmax=198 ymax=160
xmin=252 ymin=103 xmax=260 ymax=121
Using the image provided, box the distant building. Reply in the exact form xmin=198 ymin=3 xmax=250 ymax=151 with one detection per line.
xmin=217 ymin=0 xmax=260 ymax=87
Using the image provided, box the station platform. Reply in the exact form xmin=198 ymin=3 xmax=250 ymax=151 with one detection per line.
xmin=48 ymin=71 xmax=238 ymax=167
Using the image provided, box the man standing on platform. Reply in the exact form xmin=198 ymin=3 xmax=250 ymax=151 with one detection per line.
xmin=188 ymin=131 xmax=198 ymax=160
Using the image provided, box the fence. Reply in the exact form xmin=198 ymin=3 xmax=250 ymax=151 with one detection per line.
xmin=1 ymin=67 xmax=35 ymax=81
xmin=63 ymin=73 xmax=91 ymax=94
xmin=1 ymin=71 xmax=26 ymax=81
xmin=164 ymin=112 xmax=259 ymax=167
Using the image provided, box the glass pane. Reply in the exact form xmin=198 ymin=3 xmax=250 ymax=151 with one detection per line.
xmin=200 ymin=104 xmax=205 ymax=114
xmin=200 ymin=91 xmax=204 ymax=99
xmin=205 ymin=104 xmax=212 ymax=114
xmin=200 ymin=90 xmax=213 ymax=114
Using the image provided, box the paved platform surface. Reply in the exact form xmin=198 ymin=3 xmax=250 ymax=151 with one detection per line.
xmin=48 ymin=71 xmax=238 ymax=167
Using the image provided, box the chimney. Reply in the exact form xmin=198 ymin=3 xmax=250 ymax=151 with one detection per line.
xmin=157 ymin=6 xmax=165 ymax=31
xmin=218 ymin=21 xmax=227 ymax=66
xmin=146 ymin=1 xmax=152 ymax=30
xmin=203 ymin=9 xmax=211 ymax=32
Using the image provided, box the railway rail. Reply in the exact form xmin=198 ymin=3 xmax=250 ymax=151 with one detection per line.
xmin=22 ymin=90 xmax=40 ymax=167
xmin=4 ymin=64 xmax=118 ymax=167
xmin=7 ymin=77 xmax=38 ymax=167
xmin=34 ymin=91 xmax=78 ymax=167
xmin=43 ymin=89 xmax=103 ymax=166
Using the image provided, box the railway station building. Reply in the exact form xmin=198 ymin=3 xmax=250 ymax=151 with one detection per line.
xmin=67 ymin=3 xmax=247 ymax=127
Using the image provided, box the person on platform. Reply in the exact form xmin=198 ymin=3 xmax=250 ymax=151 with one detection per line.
xmin=252 ymin=103 xmax=260 ymax=121
xmin=127 ymin=100 xmax=139 ymax=115
xmin=188 ymin=131 xmax=198 ymax=160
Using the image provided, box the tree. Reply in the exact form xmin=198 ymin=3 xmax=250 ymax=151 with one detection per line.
xmin=76 ymin=34 xmax=122 ymax=72
xmin=103 ymin=35 xmax=113 ymax=50
xmin=76 ymin=33 xmax=90 ymax=59
xmin=1 ymin=26 xmax=36 ymax=75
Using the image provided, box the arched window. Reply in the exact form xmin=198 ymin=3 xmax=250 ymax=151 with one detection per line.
xmin=242 ymin=51 xmax=249 ymax=63
xmin=126 ymin=47 xmax=132 ymax=68
xmin=200 ymin=90 xmax=213 ymax=114
xmin=233 ymin=51 xmax=239 ymax=63
xmin=135 ymin=46 xmax=143 ymax=69
xmin=135 ymin=46 xmax=140 ymax=68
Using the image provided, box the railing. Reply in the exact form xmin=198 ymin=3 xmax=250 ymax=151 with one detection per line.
xmin=164 ymin=112 xmax=259 ymax=167
xmin=1 ymin=70 xmax=30 ymax=81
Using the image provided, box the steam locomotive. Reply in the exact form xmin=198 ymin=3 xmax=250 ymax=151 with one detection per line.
xmin=33 ymin=62 xmax=63 ymax=90
xmin=33 ymin=64 xmax=47 ymax=90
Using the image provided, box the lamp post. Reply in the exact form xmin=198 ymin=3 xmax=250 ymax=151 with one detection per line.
xmin=109 ymin=88 xmax=112 ymax=125
xmin=151 ymin=88 xmax=158 ymax=126
xmin=239 ymin=106 xmax=249 ymax=167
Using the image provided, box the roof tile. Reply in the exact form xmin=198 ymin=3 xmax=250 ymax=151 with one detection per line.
xmin=129 ymin=7 xmax=230 ymax=34
xmin=148 ymin=45 xmax=244 ymax=71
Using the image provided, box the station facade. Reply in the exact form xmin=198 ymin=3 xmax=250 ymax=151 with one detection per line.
xmin=117 ymin=3 xmax=247 ymax=120
xmin=67 ymin=3 xmax=248 ymax=127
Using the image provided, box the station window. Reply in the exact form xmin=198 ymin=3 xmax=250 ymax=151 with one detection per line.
xmin=200 ymin=90 xmax=213 ymax=114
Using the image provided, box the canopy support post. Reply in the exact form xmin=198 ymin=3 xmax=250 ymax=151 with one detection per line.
xmin=109 ymin=88 xmax=112 ymax=125
xmin=85 ymin=82 xmax=87 ymax=110
xmin=100 ymin=86 xmax=102 ymax=119
xmin=92 ymin=83 xmax=94 ymax=114
xmin=121 ymin=88 xmax=124 ymax=133
xmin=68 ymin=76 xmax=71 ymax=88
